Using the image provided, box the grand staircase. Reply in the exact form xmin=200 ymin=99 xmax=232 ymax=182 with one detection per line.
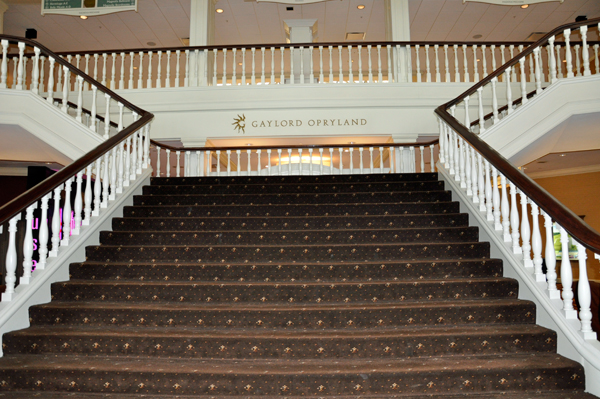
xmin=0 ymin=173 xmax=595 ymax=398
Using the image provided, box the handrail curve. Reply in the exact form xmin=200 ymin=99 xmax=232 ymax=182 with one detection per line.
xmin=435 ymin=17 xmax=600 ymax=253
xmin=0 ymin=34 xmax=154 ymax=226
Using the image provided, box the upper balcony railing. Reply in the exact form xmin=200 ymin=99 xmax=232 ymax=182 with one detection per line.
xmin=435 ymin=18 xmax=600 ymax=354
xmin=4 ymin=39 xmax=598 ymax=90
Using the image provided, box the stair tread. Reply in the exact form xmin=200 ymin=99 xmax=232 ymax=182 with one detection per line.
xmin=0 ymin=353 xmax=581 ymax=374
xmin=9 ymin=323 xmax=550 ymax=339
xmin=37 ymin=297 xmax=528 ymax=310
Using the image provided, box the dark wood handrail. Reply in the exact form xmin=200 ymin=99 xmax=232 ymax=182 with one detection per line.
xmin=0 ymin=34 xmax=154 ymax=226
xmin=435 ymin=17 xmax=600 ymax=254
xmin=149 ymin=139 xmax=439 ymax=153
xmin=11 ymin=40 xmax=592 ymax=58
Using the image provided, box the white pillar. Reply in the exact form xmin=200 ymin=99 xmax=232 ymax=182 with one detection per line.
xmin=385 ymin=0 xmax=410 ymax=82
xmin=189 ymin=0 xmax=216 ymax=86
xmin=284 ymin=19 xmax=317 ymax=84
xmin=0 ymin=0 xmax=8 ymax=35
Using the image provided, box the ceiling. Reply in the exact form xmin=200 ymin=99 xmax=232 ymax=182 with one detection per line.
xmin=2 ymin=0 xmax=599 ymax=53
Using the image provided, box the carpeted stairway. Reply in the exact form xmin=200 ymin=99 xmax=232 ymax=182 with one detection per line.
xmin=0 ymin=173 xmax=596 ymax=398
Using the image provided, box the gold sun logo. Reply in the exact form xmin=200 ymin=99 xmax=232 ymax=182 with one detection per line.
xmin=232 ymin=114 xmax=246 ymax=134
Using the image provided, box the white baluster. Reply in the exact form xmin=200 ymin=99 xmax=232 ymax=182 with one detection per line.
xmin=145 ymin=51 xmax=153 ymax=88
xmin=0 ymin=39 xmax=9 ymax=89
xmin=481 ymin=44 xmax=487 ymax=77
xmin=252 ymin=47 xmax=257 ymax=85
xmin=477 ymin=87 xmax=485 ymax=133
xmin=338 ymin=147 xmax=343 ymax=174
xmin=338 ymin=45 xmax=343 ymax=83
xmin=520 ymin=190 xmax=532 ymax=267
xmin=530 ymin=201 xmax=544 ymax=281
xmin=110 ymin=53 xmax=116 ymax=88
xmin=173 ymin=150 xmax=180 ymax=177
xmin=23 ymin=56 xmax=28 ymax=90
xmin=119 ymin=52 xmax=125 ymax=89
xmin=465 ymin=142 xmax=472 ymax=195
xmin=103 ymin=93 xmax=111 ymax=139
xmin=101 ymin=53 xmax=107 ymax=86
xmin=221 ymin=48 xmax=227 ymax=85
xmin=248 ymin=149 xmax=252 ymax=175
xmin=419 ymin=146 xmax=425 ymax=173
xmin=473 ymin=45 xmax=479 ymax=82
xmin=548 ymin=36 xmax=557 ymax=83
xmin=559 ymin=226 xmax=577 ymax=318
xmin=83 ymin=165 xmax=93 ymax=226
xmin=156 ymin=51 xmax=162 ymax=88
xmin=2 ymin=215 xmax=21 ymax=301
xmin=61 ymin=178 xmax=72 ymax=245
xmin=38 ymin=193 xmax=51 ymax=269
xmin=542 ymin=211 xmax=559 ymax=299
xmin=236 ymin=150 xmax=241 ymax=175
xmin=197 ymin=150 xmax=202 ymax=176
xmin=443 ymin=45 xmax=450 ymax=82
xmin=369 ymin=147 xmax=374 ymax=173
xmin=470 ymin=147 xmax=478 ymax=203
xmin=555 ymin=44 xmax=563 ymax=79
xmin=271 ymin=47 xmax=276 ymax=84
xmin=109 ymin=148 xmax=117 ymax=200
xmin=594 ymin=44 xmax=600 ymax=75
xmin=46 ymin=57 xmax=55 ymax=103
xmin=61 ymin=66 xmax=69 ymax=113
xmin=575 ymin=241 xmax=595 ymax=339
xmin=574 ymin=44 xmax=581 ymax=77
xmin=386 ymin=45 xmax=392 ymax=83
xmin=20 ymin=204 xmax=36 ymax=284
xmin=31 ymin=47 xmax=40 ymax=94
xmin=359 ymin=147 xmax=363 ymax=174
xmin=49 ymin=185 xmax=63 ymax=257
xmin=185 ymin=151 xmax=190 ymax=177
xmin=534 ymin=47 xmax=542 ymax=94
xmin=175 ymin=50 xmax=181 ymax=87
xmin=565 ymin=29 xmax=574 ymax=78
xmin=509 ymin=182 xmax=521 ymax=254
xmin=16 ymin=42 xmax=25 ymax=90
xmin=347 ymin=45 xmax=353 ymax=83
xmin=425 ymin=45 xmax=431 ymax=82
xmin=138 ymin=52 xmax=146 ymax=88
xmin=73 ymin=170 xmax=83 ymax=235
xmin=165 ymin=149 xmax=171 ymax=177
xmin=165 ymin=51 xmax=171 ymax=88
xmin=500 ymin=174 xmax=510 ymax=241
xmin=92 ymin=159 xmax=101 ymax=217
xmin=291 ymin=148 xmax=296 ymax=174
xmin=11 ymin=56 xmax=18 ymax=89
xmin=462 ymin=44 xmax=469 ymax=82
xmin=367 ymin=45 xmax=373 ymax=83
xmin=492 ymin=166 xmax=501 ymax=230
xmin=580 ymin=25 xmax=590 ymax=76
xmin=280 ymin=47 xmax=285 ymax=84
xmin=434 ymin=44 xmax=440 ymax=82
xmin=233 ymin=48 xmax=239 ymax=85
xmin=376 ymin=45 xmax=382 ymax=83
xmin=261 ymin=47 xmax=266 ymax=85
xmin=101 ymin=153 xmax=110 ymax=209
xmin=73 ymin=75 xmax=84 ymax=123
xmin=453 ymin=45 xmax=460 ymax=82
xmin=519 ymin=56 xmax=527 ymax=105
xmin=505 ymin=67 xmax=513 ymax=114
xmin=379 ymin=146 xmax=384 ymax=172
xmin=156 ymin=146 xmax=161 ymax=177
xmin=143 ymin=125 xmax=150 ymax=169
xmin=319 ymin=148 xmax=323 ymax=174
xmin=484 ymin=160 xmax=493 ymax=221
xmin=510 ymin=45 xmax=516 ymax=81
xmin=477 ymin=154 xmax=485 ymax=211
xmin=128 ymin=52 xmax=134 ymax=89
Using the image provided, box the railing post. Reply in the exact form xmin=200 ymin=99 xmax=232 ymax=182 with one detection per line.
xmin=559 ymin=226 xmax=577 ymax=319
xmin=548 ymin=36 xmax=557 ymax=83
xmin=575 ymin=241 xmax=595 ymax=339
xmin=73 ymin=170 xmax=83 ymax=234
xmin=1 ymin=214 xmax=21 ymax=301
xmin=509 ymin=182 xmax=521 ymax=254
xmin=564 ymin=28 xmax=574 ymax=78
xmin=520 ymin=190 xmax=532 ymax=268
xmin=530 ymin=202 xmax=544 ymax=282
xmin=0 ymin=39 xmax=8 ymax=89
xmin=16 ymin=41 xmax=25 ymax=90
xmin=542 ymin=210 xmax=560 ymax=299
xmin=83 ymin=165 xmax=93 ymax=225
xmin=20 ymin=204 xmax=36 ymax=285
xmin=31 ymin=47 xmax=41 ymax=95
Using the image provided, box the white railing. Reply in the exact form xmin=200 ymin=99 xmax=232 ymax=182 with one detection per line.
xmin=149 ymin=141 xmax=438 ymax=177
xmin=8 ymin=40 xmax=599 ymax=90
xmin=436 ymin=17 xmax=600 ymax=394
xmin=0 ymin=35 xmax=154 ymax=307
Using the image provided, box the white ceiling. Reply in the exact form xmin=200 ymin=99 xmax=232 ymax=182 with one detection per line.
xmin=3 ymin=0 xmax=599 ymax=53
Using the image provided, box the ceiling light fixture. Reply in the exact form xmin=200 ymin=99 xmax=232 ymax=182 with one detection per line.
xmin=521 ymin=4 xmax=529 ymax=8
xmin=246 ymin=143 xmax=253 ymax=146
xmin=473 ymin=34 xmax=482 ymax=39
xmin=216 ymin=8 xmax=224 ymax=13
xmin=80 ymin=15 xmax=88 ymax=19
xmin=357 ymin=5 xmax=365 ymax=10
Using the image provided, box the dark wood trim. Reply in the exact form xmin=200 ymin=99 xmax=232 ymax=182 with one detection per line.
xmin=0 ymin=34 xmax=154 ymax=226
xmin=149 ymin=140 xmax=439 ymax=153
xmin=436 ymin=16 xmax=600 ymax=254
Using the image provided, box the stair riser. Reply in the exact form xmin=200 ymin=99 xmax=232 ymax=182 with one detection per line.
xmin=123 ymin=202 xmax=460 ymax=218
xmin=85 ymin=242 xmax=490 ymax=263
xmin=134 ymin=191 xmax=453 ymax=206
xmin=0 ymin=364 xmax=584 ymax=396
xmin=29 ymin=302 xmax=536 ymax=328
xmin=113 ymin=214 xmax=469 ymax=232
xmin=69 ymin=260 xmax=503 ymax=282
xmin=143 ymin=181 xmax=445 ymax=195
xmin=99 ymin=227 xmax=479 ymax=246
xmin=51 ymin=280 xmax=518 ymax=303
xmin=151 ymin=173 xmax=440 ymax=186
xmin=4 ymin=331 xmax=556 ymax=359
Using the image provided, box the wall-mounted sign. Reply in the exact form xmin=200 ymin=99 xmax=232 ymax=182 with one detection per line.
xmin=41 ymin=0 xmax=137 ymax=17
xmin=464 ymin=0 xmax=562 ymax=4
xmin=232 ymin=114 xmax=368 ymax=134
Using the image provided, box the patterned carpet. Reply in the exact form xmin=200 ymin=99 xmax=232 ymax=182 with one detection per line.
xmin=0 ymin=173 xmax=595 ymax=398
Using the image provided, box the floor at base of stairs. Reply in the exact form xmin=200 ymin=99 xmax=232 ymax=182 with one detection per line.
xmin=0 ymin=391 xmax=597 ymax=398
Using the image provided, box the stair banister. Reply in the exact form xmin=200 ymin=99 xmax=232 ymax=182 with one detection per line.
xmin=434 ymin=17 xmax=600 ymax=390
xmin=0 ymin=34 xmax=154 ymax=312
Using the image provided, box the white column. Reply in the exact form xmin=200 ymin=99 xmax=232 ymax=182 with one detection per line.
xmin=189 ymin=0 xmax=216 ymax=84
xmin=284 ymin=19 xmax=317 ymax=84
xmin=385 ymin=0 xmax=410 ymax=82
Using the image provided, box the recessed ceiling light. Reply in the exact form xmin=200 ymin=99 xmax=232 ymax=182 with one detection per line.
xmin=357 ymin=5 xmax=365 ymax=9
xmin=246 ymin=143 xmax=253 ymax=146
xmin=348 ymin=142 xmax=355 ymax=144
xmin=216 ymin=8 xmax=224 ymax=13
xmin=80 ymin=15 xmax=88 ymax=20
xmin=147 ymin=41 xmax=156 ymax=46
xmin=560 ymin=154 xmax=566 ymax=156
xmin=472 ymin=34 xmax=482 ymax=39
xmin=133 ymin=66 xmax=138 ymax=70
xmin=238 ymin=62 xmax=242 ymax=66
xmin=521 ymin=4 xmax=529 ymax=8
xmin=476 ymin=59 xmax=480 ymax=62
